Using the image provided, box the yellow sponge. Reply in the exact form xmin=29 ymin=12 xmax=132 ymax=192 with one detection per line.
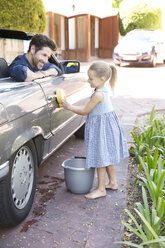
xmin=56 ymin=89 xmax=65 ymax=107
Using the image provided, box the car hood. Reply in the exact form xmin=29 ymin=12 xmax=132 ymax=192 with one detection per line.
xmin=114 ymin=40 xmax=154 ymax=54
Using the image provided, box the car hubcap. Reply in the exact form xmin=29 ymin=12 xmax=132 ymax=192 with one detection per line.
xmin=11 ymin=146 xmax=34 ymax=209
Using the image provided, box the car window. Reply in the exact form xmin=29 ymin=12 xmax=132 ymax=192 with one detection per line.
xmin=124 ymin=31 xmax=155 ymax=42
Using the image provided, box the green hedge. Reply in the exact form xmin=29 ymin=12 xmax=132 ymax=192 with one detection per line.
xmin=0 ymin=0 xmax=46 ymax=33
xmin=119 ymin=0 xmax=162 ymax=35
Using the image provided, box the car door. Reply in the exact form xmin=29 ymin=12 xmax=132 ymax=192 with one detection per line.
xmin=37 ymin=73 xmax=91 ymax=155
xmin=0 ymin=80 xmax=53 ymax=162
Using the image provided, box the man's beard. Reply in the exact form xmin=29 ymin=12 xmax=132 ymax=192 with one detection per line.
xmin=32 ymin=55 xmax=44 ymax=70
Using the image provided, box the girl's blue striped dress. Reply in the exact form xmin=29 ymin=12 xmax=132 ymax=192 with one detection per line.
xmin=85 ymin=87 xmax=129 ymax=168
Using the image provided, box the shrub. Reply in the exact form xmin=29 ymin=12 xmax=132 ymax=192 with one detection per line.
xmin=119 ymin=0 xmax=162 ymax=35
xmin=0 ymin=0 xmax=46 ymax=33
xmin=112 ymin=0 xmax=123 ymax=8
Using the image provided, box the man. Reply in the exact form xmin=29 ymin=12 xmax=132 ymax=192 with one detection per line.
xmin=9 ymin=34 xmax=62 ymax=82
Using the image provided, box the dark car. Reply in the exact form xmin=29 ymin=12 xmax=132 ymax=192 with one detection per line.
xmin=113 ymin=29 xmax=165 ymax=67
xmin=0 ymin=29 xmax=91 ymax=227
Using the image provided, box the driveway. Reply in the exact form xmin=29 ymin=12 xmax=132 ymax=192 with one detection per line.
xmin=0 ymin=61 xmax=165 ymax=248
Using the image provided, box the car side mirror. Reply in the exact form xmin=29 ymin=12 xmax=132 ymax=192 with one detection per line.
xmin=60 ymin=61 xmax=80 ymax=74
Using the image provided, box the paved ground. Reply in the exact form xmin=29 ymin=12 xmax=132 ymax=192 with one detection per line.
xmin=0 ymin=60 xmax=165 ymax=248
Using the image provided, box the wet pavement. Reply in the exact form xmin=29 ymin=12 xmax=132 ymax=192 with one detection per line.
xmin=0 ymin=60 xmax=165 ymax=248
xmin=0 ymin=135 xmax=128 ymax=248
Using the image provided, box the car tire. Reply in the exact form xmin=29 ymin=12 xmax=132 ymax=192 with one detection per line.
xmin=0 ymin=141 xmax=37 ymax=227
xmin=74 ymin=124 xmax=85 ymax=139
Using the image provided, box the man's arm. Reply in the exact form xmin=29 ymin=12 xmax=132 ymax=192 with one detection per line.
xmin=42 ymin=63 xmax=62 ymax=76
xmin=9 ymin=54 xmax=61 ymax=82
xmin=40 ymin=68 xmax=58 ymax=77
xmin=9 ymin=64 xmax=59 ymax=82
xmin=25 ymin=68 xmax=58 ymax=82
xmin=24 ymin=68 xmax=45 ymax=82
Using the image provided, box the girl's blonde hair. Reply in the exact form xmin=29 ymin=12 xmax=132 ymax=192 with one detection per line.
xmin=89 ymin=61 xmax=117 ymax=93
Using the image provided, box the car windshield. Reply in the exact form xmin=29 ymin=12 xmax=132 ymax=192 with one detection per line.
xmin=124 ymin=31 xmax=155 ymax=42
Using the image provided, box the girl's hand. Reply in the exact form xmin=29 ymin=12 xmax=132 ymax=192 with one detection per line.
xmin=62 ymin=98 xmax=72 ymax=110
xmin=62 ymin=91 xmax=103 ymax=115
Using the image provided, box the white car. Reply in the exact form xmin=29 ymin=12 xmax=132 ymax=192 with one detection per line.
xmin=113 ymin=29 xmax=165 ymax=67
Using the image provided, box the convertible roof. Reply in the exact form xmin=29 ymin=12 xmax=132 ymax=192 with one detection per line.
xmin=0 ymin=29 xmax=34 ymax=40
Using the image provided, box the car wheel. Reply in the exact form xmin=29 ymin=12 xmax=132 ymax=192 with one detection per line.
xmin=74 ymin=124 xmax=85 ymax=139
xmin=0 ymin=141 xmax=37 ymax=226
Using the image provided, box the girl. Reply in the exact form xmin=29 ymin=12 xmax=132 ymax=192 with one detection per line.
xmin=62 ymin=61 xmax=129 ymax=199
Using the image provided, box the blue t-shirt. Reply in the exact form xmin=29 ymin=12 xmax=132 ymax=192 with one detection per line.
xmin=9 ymin=54 xmax=62 ymax=82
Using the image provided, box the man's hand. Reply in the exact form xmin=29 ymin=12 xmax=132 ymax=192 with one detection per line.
xmin=25 ymin=68 xmax=58 ymax=82
xmin=25 ymin=69 xmax=45 ymax=82
xmin=41 ymin=68 xmax=58 ymax=77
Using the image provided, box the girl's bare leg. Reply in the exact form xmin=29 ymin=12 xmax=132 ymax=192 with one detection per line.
xmin=106 ymin=165 xmax=118 ymax=190
xmin=85 ymin=167 xmax=106 ymax=199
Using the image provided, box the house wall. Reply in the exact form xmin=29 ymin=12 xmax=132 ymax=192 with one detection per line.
xmin=0 ymin=39 xmax=24 ymax=63
xmin=43 ymin=0 xmax=113 ymax=19
xmin=44 ymin=11 xmax=119 ymax=62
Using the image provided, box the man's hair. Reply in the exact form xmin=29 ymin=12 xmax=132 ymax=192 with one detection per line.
xmin=28 ymin=34 xmax=56 ymax=53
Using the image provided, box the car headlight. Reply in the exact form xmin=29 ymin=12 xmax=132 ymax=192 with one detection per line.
xmin=142 ymin=55 xmax=151 ymax=60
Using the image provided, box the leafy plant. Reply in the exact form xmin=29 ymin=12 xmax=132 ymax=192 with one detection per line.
xmin=116 ymin=107 xmax=165 ymax=247
xmin=119 ymin=0 xmax=162 ymax=35
xmin=139 ymin=154 xmax=165 ymax=209
xmin=129 ymin=107 xmax=165 ymax=161
xmin=115 ymin=187 xmax=165 ymax=247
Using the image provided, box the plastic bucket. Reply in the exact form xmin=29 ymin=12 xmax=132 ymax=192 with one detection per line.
xmin=61 ymin=157 xmax=95 ymax=194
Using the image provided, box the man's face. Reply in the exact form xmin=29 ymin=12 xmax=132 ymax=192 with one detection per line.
xmin=31 ymin=45 xmax=52 ymax=70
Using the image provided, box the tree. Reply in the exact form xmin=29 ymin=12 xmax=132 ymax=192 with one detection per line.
xmin=112 ymin=0 xmax=123 ymax=8
xmin=0 ymin=0 xmax=46 ymax=33
xmin=119 ymin=0 xmax=162 ymax=35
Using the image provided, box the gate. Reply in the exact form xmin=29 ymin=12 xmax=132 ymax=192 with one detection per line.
xmin=66 ymin=14 xmax=90 ymax=62
xmin=99 ymin=15 xmax=119 ymax=58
